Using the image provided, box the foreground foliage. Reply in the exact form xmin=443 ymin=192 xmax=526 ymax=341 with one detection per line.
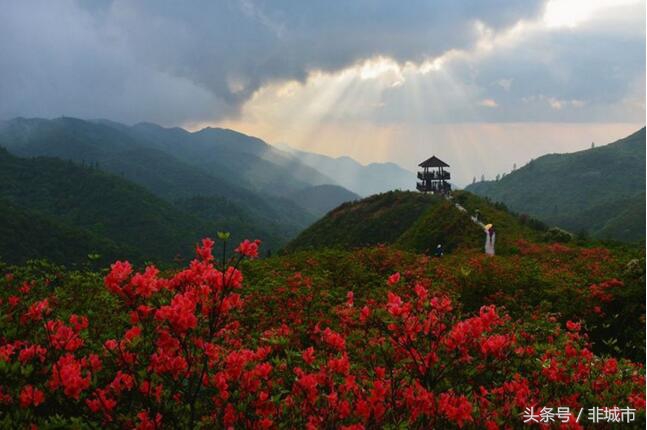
xmin=0 ymin=239 xmax=644 ymax=428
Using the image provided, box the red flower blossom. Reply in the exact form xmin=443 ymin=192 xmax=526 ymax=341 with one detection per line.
xmin=85 ymin=388 xmax=117 ymax=418
xmin=438 ymin=392 xmax=473 ymax=427
xmin=22 ymin=299 xmax=50 ymax=322
xmin=45 ymin=320 xmax=84 ymax=352
xmin=136 ymin=410 xmax=162 ymax=430
xmin=302 ymin=347 xmax=316 ymax=365
xmin=387 ymin=272 xmax=401 ymax=286
xmin=322 ymin=328 xmax=346 ymax=351
xmin=480 ymin=334 xmax=510 ymax=358
xmin=49 ymin=354 xmax=91 ymax=399
xmin=386 ymin=292 xmax=411 ymax=317
xmin=105 ymin=261 xmax=133 ymax=295
xmin=19 ymin=385 xmax=44 ymax=408
xmin=359 ymin=305 xmax=371 ymax=323
xmin=124 ymin=326 xmax=142 ymax=343
xmin=196 ymin=238 xmax=215 ymax=261
xmin=235 ymin=239 xmax=261 ymax=258
xmin=566 ymin=320 xmax=581 ymax=332
xmin=155 ymin=293 xmax=198 ymax=333
xmin=130 ymin=266 xmax=160 ymax=298
xmin=18 ymin=344 xmax=47 ymax=364
xmin=602 ymin=358 xmax=618 ymax=375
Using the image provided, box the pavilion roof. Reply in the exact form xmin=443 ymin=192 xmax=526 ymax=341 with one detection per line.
xmin=418 ymin=155 xmax=449 ymax=168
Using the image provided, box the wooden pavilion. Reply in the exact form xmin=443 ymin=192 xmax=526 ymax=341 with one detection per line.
xmin=416 ymin=155 xmax=451 ymax=194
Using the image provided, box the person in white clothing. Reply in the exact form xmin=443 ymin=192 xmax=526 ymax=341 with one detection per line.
xmin=484 ymin=224 xmax=496 ymax=256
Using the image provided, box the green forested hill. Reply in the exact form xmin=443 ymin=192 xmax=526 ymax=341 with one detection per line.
xmin=0 ymin=117 xmax=318 ymax=238
xmin=0 ymin=198 xmax=136 ymax=265
xmin=0 ymin=149 xmax=288 ymax=263
xmin=466 ymin=128 xmax=646 ymax=242
xmin=285 ymin=191 xmax=437 ymax=251
xmin=286 ymin=190 xmax=545 ymax=254
xmin=0 ymin=117 xmax=412 ymax=246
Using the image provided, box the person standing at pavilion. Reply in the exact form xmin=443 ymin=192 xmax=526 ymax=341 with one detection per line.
xmin=484 ymin=224 xmax=496 ymax=256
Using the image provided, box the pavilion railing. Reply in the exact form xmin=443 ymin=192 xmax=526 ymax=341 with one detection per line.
xmin=417 ymin=171 xmax=450 ymax=180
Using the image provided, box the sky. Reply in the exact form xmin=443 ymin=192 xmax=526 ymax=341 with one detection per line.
xmin=1 ymin=0 xmax=645 ymax=186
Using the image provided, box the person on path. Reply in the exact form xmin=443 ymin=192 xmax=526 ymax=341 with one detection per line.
xmin=434 ymin=244 xmax=444 ymax=257
xmin=484 ymin=224 xmax=496 ymax=256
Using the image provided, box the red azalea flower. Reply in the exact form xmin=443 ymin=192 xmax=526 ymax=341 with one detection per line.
xmin=235 ymin=239 xmax=261 ymax=258
xmin=19 ymin=385 xmax=44 ymax=408
xmin=566 ymin=320 xmax=581 ymax=332
xmin=387 ymin=272 xmax=401 ymax=285
xmin=302 ymin=347 xmax=316 ymax=365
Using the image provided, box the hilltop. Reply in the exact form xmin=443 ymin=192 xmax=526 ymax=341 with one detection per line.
xmin=466 ymin=128 xmax=646 ymax=242
xmin=286 ymin=190 xmax=547 ymax=254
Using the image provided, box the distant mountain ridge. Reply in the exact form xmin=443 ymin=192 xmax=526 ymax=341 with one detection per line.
xmin=466 ymin=128 xmax=646 ymax=242
xmin=0 ymin=117 xmax=403 ymax=216
xmin=0 ymin=117 xmax=414 ymax=263
xmin=277 ymin=145 xmax=414 ymax=197
xmin=0 ymin=118 xmax=355 ymax=242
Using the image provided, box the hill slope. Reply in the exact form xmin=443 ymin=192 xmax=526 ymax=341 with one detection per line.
xmin=0 ymin=198 xmax=134 ymax=265
xmin=126 ymin=122 xmax=338 ymax=195
xmin=286 ymin=190 xmax=545 ymax=253
xmin=0 ymin=149 xmax=288 ymax=262
xmin=0 ymin=117 xmax=318 ymax=239
xmin=466 ymin=128 xmax=646 ymax=242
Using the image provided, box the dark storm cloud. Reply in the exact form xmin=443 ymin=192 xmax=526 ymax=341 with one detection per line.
xmin=0 ymin=0 xmax=546 ymax=124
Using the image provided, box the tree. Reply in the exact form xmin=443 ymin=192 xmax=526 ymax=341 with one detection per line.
xmin=513 ymin=163 xmax=517 ymax=171
xmin=495 ymin=174 xmax=500 ymax=181
xmin=472 ymin=176 xmax=476 ymax=184
xmin=480 ymin=174 xmax=485 ymax=182
xmin=591 ymin=142 xmax=596 ymax=149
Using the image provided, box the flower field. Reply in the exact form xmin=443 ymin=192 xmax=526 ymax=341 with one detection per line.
xmin=0 ymin=238 xmax=644 ymax=429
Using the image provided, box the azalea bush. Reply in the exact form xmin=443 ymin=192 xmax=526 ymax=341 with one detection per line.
xmin=248 ymin=242 xmax=645 ymax=360
xmin=0 ymin=238 xmax=644 ymax=428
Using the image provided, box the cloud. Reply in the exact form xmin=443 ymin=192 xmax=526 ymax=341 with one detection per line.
xmin=0 ymin=0 xmax=643 ymax=131
xmin=0 ymin=0 xmax=546 ymax=124
xmin=210 ymin=0 xmax=644 ymax=183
